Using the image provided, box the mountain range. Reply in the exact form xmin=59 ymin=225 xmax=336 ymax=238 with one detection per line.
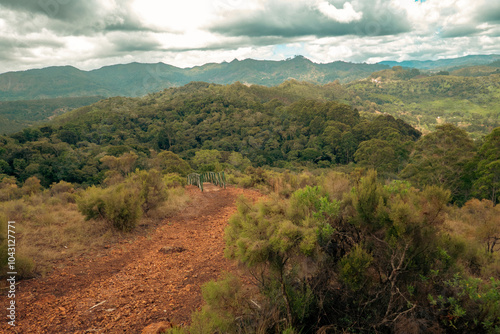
xmin=0 ymin=56 xmax=389 ymax=101
xmin=1 ymin=54 xmax=499 ymax=102
xmin=1 ymin=54 xmax=500 ymax=135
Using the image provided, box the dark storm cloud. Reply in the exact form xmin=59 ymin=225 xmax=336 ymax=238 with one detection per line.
xmin=476 ymin=2 xmax=500 ymax=23
xmin=0 ymin=0 xmax=99 ymax=21
xmin=0 ymin=0 xmax=152 ymax=35
xmin=0 ymin=35 xmax=64 ymax=49
xmin=209 ymin=1 xmax=411 ymax=38
xmin=109 ymin=34 xmax=163 ymax=53
xmin=440 ymin=25 xmax=481 ymax=38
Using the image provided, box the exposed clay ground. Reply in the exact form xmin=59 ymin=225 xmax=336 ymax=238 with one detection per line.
xmin=0 ymin=184 xmax=262 ymax=333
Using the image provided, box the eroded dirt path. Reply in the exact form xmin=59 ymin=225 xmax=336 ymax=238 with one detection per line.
xmin=1 ymin=185 xmax=262 ymax=333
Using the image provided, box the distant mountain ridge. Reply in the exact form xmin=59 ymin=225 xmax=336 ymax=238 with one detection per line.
xmin=379 ymin=54 xmax=500 ymax=70
xmin=0 ymin=56 xmax=389 ymax=101
xmin=2 ymin=54 xmax=499 ymax=101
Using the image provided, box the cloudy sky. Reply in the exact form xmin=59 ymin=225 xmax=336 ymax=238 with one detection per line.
xmin=0 ymin=0 xmax=499 ymax=73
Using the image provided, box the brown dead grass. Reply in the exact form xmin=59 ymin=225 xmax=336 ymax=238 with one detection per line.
xmin=0 ymin=186 xmax=190 ymax=277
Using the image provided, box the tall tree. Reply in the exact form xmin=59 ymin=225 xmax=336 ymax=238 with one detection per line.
xmin=400 ymin=124 xmax=476 ymax=203
xmin=473 ymin=127 xmax=500 ymax=204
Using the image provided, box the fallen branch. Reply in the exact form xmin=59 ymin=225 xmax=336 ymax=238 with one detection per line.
xmin=89 ymin=300 xmax=107 ymax=311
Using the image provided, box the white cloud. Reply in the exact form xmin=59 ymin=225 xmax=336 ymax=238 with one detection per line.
xmin=0 ymin=0 xmax=499 ymax=73
xmin=316 ymin=1 xmax=362 ymax=23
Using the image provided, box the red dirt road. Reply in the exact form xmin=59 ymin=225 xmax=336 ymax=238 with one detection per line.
xmin=0 ymin=185 xmax=262 ymax=333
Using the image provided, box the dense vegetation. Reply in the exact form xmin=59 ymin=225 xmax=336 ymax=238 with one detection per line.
xmin=2 ymin=59 xmax=499 ymax=140
xmin=1 ymin=80 xmax=498 ymax=204
xmin=0 ymin=81 xmax=420 ymax=187
xmin=1 ymin=79 xmax=500 ymax=333
xmin=173 ymin=170 xmax=500 ymax=333
xmin=346 ymin=67 xmax=500 ymax=139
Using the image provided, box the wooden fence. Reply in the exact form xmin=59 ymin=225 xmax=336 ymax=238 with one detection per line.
xmin=187 ymin=172 xmax=226 ymax=191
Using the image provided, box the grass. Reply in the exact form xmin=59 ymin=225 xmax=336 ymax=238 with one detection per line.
xmin=0 ymin=185 xmax=190 ymax=278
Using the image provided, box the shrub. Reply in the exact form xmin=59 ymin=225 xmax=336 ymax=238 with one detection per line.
xmin=0 ymin=213 xmax=35 ymax=279
xmin=321 ymin=171 xmax=351 ymax=201
xmin=49 ymin=181 xmax=74 ymax=195
xmin=127 ymin=169 xmax=167 ymax=213
xmin=21 ymin=176 xmax=42 ymax=196
xmin=103 ymin=184 xmax=143 ymax=231
xmin=339 ymin=244 xmax=373 ymax=291
xmin=227 ymin=170 xmax=253 ymax=188
xmin=50 ymin=180 xmax=75 ymax=203
xmin=77 ymin=186 xmax=107 ymax=221
xmin=0 ymin=176 xmax=19 ymax=201
xmin=163 ymin=173 xmax=186 ymax=188
xmin=15 ymin=256 xmax=36 ymax=279
xmin=187 ymin=274 xmax=250 ymax=334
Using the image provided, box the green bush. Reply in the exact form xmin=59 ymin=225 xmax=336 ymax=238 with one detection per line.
xmin=339 ymin=244 xmax=373 ymax=291
xmin=76 ymin=186 xmax=107 ymax=220
xmin=77 ymin=183 xmax=143 ymax=231
xmin=127 ymin=169 xmax=167 ymax=212
xmin=103 ymin=184 xmax=143 ymax=231
xmin=163 ymin=173 xmax=186 ymax=188
xmin=186 ymin=274 xmax=250 ymax=334
xmin=429 ymin=275 xmax=500 ymax=333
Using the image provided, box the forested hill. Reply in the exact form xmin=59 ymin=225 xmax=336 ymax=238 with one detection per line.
xmin=0 ymin=56 xmax=388 ymax=101
xmin=344 ymin=67 xmax=500 ymax=139
xmin=0 ymin=81 xmax=420 ymax=187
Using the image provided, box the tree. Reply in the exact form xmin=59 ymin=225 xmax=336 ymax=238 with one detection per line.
xmin=151 ymin=151 xmax=192 ymax=176
xmin=354 ymin=138 xmax=397 ymax=172
xmin=401 ymin=124 xmax=476 ymax=203
xmin=473 ymin=127 xmax=500 ymax=204
xmin=100 ymin=151 xmax=138 ymax=176
xmin=192 ymin=149 xmax=222 ymax=172
xmin=461 ymin=199 xmax=500 ymax=253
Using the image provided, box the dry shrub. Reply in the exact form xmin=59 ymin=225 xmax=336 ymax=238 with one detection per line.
xmin=266 ymin=170 xmax=319 ymax=198
xmin=102 ymin=170 xmax=124 ymax=187
xmin=322 ymin=171 xmax=351 ymax=201
xmin=50 ymin=180 xmax=74 ymax=195
xmin=0 ymin=176 xmax=19 ymax=201
xmin=0 ymin=200 xmax=27 ymax=222
xmin=50 ymin=181 xmax=76 ymax=203
xmin=21 ymin=176 xmax=42 ymax=196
